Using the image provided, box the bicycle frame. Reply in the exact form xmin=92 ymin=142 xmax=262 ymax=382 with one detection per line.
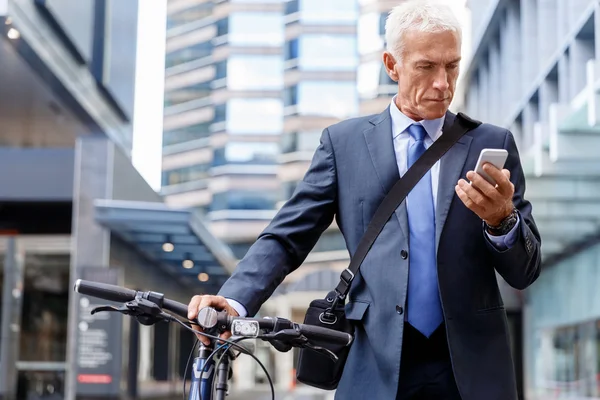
xmin=188 ymin=343 xmax=231 ymax=400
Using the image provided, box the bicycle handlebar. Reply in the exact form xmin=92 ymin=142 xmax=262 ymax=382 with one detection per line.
xmin=74 ymin=279 xmax=352 ymax=347
xmin=74 ymin=279 xmax=189 ymax=319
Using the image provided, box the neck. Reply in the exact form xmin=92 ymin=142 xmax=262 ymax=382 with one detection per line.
xmin=395 ymin=96 xmax=423 ymax=121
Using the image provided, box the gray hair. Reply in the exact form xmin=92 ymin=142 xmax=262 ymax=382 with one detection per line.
xmin=385 ymin=0 xmax=462 ymax=61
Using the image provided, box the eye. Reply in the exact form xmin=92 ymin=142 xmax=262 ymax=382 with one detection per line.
xmin=447 ymin=63 xmax=459 ymax=70
xmin=418 ymin=64 xmax=434 ymax=70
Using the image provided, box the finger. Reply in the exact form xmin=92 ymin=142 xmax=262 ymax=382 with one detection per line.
xmin=455 ymin=184 xmax=486 ymax=215
xmin=188 ymin=295 xmax=203 ymax=319
xmin=483 ymin=164 xmax=512 ymax=194
xmin=466 ymin=170 xmax=500 ymax=200
xmin=191 ymin=323 xmax=210 ymax=345
xmin=458 ymin=179 xmax=489 ymax=209
xmin=220 ymin=331 xmax=232 ymax=343
xmin=198 ymin=295 xmax=230 ymax=314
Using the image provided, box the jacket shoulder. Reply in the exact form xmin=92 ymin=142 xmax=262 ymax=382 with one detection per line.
xmin=325 ymin=113 xmax=381 ymax=142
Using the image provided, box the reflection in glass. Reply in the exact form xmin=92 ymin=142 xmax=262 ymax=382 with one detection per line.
xmin=19 ymin=254 xmax=70 ymax=362
xmin=281 ymin=131 xmax=321 ymax=154
xmin=162 ymin=164 xmax=210 ymax=186
xmin=163 ymin=123 xmax=211 ymax=147
xmin=228 ymin=13 xmax=284 ymax=47
xmin=295 ymin=81 xmax=358 ymax=118
xmin=211 ymin=190 xmax=279 ymax=211
xmin=213 ymin=142 xmax=279 ymax=167
xmin=167 ymin=4 xmax=212 ymax=29
xmin=298 ymin=0 xmax=357 ymax=24
xmin=226 ymin=98 xmax=283 ymax=134
xmin=358 ymin=12 xmax=384 ymax=55
xmin=17 ymin=370 xmax=65 ymax=400
xmin=298 ymin=35 xmax=357 ymax=71
xmin=227 ymin=56 xmax=283 ymax=90
xmin=166 ymin=41 xmax=212 ymax=68
xmin=534 ymin=321 xmax=600 ymax=398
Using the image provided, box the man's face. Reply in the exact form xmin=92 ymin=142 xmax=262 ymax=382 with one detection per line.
xmin=385 ymin=30 xmax=461 ymax=121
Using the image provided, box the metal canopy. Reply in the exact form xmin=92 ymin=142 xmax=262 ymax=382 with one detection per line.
xmin=94 ymin=199 xmax=237 ymax=292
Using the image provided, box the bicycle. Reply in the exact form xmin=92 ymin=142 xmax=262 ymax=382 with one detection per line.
xmin=74 ymin=279 xmax=353 ymax=400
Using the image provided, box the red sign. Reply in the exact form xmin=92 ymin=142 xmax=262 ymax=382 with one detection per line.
xmin=77 ymin=374 xmax=113 ymax=384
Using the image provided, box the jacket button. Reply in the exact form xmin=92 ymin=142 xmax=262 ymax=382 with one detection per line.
xmin=396 ymin=305 xmax=403 ymax=315
xmin=401 ymin=250 xmax=408 ymax=259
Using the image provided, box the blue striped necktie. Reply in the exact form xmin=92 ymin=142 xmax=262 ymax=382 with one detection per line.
xmin=406 ymin=123 xmax=443 ymax=337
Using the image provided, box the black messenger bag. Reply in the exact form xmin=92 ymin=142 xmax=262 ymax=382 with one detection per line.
xmin=295 ymin=113 xmax=481 ymax=390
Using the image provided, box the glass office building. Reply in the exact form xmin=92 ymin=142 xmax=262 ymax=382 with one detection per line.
xmin=162 ymin=0 xmax=284 ymax=261
xmin=461 ymin=0 xmax=600 ymax=398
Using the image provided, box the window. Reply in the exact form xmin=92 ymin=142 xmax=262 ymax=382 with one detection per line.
xmin=19 ymin=254 xmax=70 ymax=362
xmin=295 ymin=81 xmax=358 ymax=118
xmin=282 ymin=131 xmax=321 ymax=153
xmin=167 ymin=4 xmax=212 ymax=29
xmin=215 ymin=18 xmax=228 ymax=37
xmin=299 ymin=0 xmax=357 ymax=24
xmin=228 ymin=13 xmax=284 ymax=47
xmin=298 ymin=35 xmax=357 ymax=70
xmin=163 ymin=123 xmax=211 ymax=146
xmin=213 ymin=142 xmax=279 ymax=166
xmin=162 ymin=164 xmax=210 ymax=186
xmin=313 ymin=230 xmax=347 ymax=253
xmin=228 ymin=241 xmax=255 ymax=259
xmin=225 ymin=98 xmax=283 ymax=134
xmin=164 ymin=84 xmax=211 ymax=108
xmin=283 ymin=85 xmax=298 ymax=107
xmin=285 ymin=0 xmax=299 ymax=15
xmin=165 ymin=41 xmax=212 ymax=68
xmin=358 ymin=12 xmax=385 ymax=55
xmin=227 ymin=56 xmax=283 ymax=90
xmin=211 ymin=190 xmax=279 ymax=211
xmin=285 ymin=39 xmax=298 ymax=61
xmin=358 ymin=61 xmax=396 ymax=99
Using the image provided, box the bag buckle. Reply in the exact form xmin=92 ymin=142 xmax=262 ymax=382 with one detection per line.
xmin=340 ymin=268 xmax=354 ymax=286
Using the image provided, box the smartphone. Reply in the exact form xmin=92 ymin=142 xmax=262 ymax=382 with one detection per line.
xmin=472 ymin=148 xmax=508 ymax=185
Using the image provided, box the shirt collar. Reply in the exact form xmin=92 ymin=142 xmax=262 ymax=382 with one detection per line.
xmin=389 ymin=95 xmax=445 ymax=141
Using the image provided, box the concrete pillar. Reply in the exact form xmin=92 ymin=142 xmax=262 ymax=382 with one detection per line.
xmin=521 ymin=0 xmax=538 ymax=85
xmin=558 ymin=53 xmax=571 ymax=104
xmin=504 ymin=3 xmax=522 ymax=107
xmin=489 ymin=41 xmax=501 ymax=124
xmin=537 ymin=0 xmax=558 ymax=67
xmin=0 ymin=238 xmax=24 ymax=400
xmin=64 ymin=136 xmax=114 ymax=400
xmin=570 ymin=38 xmax=595 ymax=97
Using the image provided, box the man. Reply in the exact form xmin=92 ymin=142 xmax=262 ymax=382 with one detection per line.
xmin=188 ymin=1 xmax=542 ymax=399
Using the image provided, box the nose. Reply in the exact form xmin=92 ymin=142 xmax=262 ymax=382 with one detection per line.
xmin=432 ymin=69 xmax=449 ymax=92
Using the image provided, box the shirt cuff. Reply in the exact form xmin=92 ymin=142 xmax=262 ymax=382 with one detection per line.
xmin=226 ymin=298 xmax=248 ymax=318
xmin=485 ymin=214 xmax=520 ymax=251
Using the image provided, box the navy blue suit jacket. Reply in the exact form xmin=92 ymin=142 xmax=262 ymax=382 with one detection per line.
xmin=218 ymin=108 xmax=542 ymax=400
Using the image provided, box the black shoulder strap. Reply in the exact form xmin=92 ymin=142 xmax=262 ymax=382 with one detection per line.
xmin=334 ymin=112 xmax=482 ymax=299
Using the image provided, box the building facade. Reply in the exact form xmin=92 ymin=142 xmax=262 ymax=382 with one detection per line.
xmin=461 ymin=0 xmax=600 ymax=398
xmin=162 ymin=0 xmax=284 ymax=261
xmin=0 ymin=1 xmax=234 ymax=399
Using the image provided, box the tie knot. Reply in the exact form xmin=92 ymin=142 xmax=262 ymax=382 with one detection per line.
xmin=407 ymin=124 xmax=428 ymax=142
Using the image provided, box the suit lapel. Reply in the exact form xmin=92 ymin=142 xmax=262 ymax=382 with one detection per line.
xmin=362 ymin=107 xmax=408 ymax=240
xmin=436 ymin=111 xmax=473 ymax=253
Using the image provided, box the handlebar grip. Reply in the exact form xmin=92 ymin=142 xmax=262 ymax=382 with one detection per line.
xmin=298 ymin=324 xmax=353 ymax=346
xmin=74 ymin=279 xmax=138 ymax=303
xmin=163 ymin=298 xmax=190 ymax=320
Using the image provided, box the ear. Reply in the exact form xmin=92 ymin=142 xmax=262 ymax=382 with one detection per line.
xmin=383 ymin=51 xmax=399 ymax=82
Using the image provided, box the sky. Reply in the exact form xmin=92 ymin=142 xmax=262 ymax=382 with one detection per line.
xmin=131 ymin=0 xmax=472 ymax=192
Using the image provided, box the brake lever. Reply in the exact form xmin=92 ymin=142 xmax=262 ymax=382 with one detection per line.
xmin=303 ymin=343 xmax=339 ymax=362
xmin=90 ymin=298 xmax=169 ymax=326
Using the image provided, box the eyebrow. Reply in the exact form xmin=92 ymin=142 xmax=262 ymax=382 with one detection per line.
xmin=415 ymin=57 xmax=462 ymax=65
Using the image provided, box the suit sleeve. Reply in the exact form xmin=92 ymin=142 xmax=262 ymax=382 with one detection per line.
xmin=484 ymin=130 xmax=542 ymax=290
xmin=217 ymin=128 xmax=338 ymax=316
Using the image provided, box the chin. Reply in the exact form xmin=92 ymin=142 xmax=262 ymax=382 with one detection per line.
xmin=421 ymin=106 xmax=448 ymax=120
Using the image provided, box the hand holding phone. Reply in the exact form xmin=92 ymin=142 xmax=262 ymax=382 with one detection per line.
xmin=472 ymin=149 xmax=508 ymax=186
